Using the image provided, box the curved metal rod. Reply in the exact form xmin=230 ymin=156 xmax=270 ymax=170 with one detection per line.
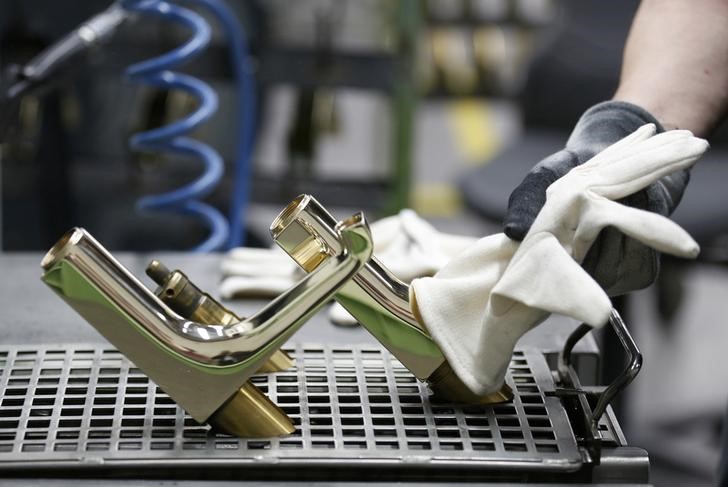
xmin=270 ymin=194 xmax=421 ymax=329
xmin=41 ymin=215 xmax=372 ymax=367
xmin=557 ymin=323 xmax=592 ymax=380
xmin=557 ymin=308 xmax=643 ymax=425
xmin=591 ymin=309 xmax=643 ymax=423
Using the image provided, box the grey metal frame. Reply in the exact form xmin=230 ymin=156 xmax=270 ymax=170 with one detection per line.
xmin=0 ymin=343 xmax=588 ymax=476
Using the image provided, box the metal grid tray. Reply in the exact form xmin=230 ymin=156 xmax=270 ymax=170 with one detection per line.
xmin=0 ymin=344 xmax=583 ymax=478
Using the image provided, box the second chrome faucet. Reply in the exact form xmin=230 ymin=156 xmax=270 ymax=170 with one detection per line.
xmin=270 ymin=194 xmax=512 ymax=405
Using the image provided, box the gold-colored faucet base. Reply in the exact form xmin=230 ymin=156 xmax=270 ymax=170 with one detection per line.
xmin=209 ymin=382 xmax=296 ymax=437
xmin=427 ymin=360 xmax=513 ymax=405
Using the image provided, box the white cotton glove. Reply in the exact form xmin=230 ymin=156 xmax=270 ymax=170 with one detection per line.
xmin=372 ymin=209 xmax=477 ymax=282
xmin=219 ymin=247 xmax=301 ymax=299
xmin=411 ymin=125 xmax=708 ymax=396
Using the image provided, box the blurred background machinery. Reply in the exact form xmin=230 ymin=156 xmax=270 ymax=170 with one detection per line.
xmin=0 ymin=0 xmax=555 ymax=252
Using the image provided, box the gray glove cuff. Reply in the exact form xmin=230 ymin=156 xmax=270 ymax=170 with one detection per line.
xmin=566 ymin=100 xmax=665 ymax=157
xmin=504 ymin=100 xmax=690 ymax=241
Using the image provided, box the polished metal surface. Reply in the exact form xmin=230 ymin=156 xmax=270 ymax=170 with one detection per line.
xmin=39 ymin=220 xmax=372 ymax=422
xmin=0 ymin=343 xmax=589 ymax=479
xmin=551 ymin=308 xmax=645 ymax=469
xmin=145 ymin=260 xmax=294 ymax=373
xmin=145 ymin=260 xmax=296 ymax=436
xmin=592 ymin=310 xmax=643 ymax=424
xmin=271 ymin=195 xmax=511 ymax=403
xmin=271 ymin=195 xmax=439 ymax=379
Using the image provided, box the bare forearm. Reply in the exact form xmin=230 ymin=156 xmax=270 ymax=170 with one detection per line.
xmin=614 ymin=0 xmax=728 ymax=137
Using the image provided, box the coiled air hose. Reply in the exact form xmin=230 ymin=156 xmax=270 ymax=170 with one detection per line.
xmin=122 ymin=0 xmax=229 ymax=252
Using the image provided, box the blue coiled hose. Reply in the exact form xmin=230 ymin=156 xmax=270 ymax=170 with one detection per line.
xmin=122 ymin=0 xmax=229 ymax=252
xmin=185 ymin=0 xmax=256 ymax=249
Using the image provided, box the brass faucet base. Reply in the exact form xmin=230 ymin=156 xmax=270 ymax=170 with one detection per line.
xmin=210 ymin=382 xmax=296 ymax=438
xmin=427 ymin=360 xmax=513 ymax=405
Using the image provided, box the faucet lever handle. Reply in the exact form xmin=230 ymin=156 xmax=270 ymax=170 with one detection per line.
xmin=144 ymin=259 xmax=294 ymax=372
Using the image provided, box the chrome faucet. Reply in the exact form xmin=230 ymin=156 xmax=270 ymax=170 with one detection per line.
xmin=41 ymin=214 xmax=373 ymax=437
xmin=271 ymin=195 xmax=512 ymax=404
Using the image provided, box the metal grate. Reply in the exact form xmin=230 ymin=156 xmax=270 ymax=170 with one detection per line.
xmin=0 ymin=344 xmax=582 ymax=474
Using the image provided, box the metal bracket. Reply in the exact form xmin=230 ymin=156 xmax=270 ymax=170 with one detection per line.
xmin=554 ymin=308 xmax=643 ymax=464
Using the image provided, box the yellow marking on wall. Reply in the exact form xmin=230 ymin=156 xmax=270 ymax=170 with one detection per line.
xmin=412 ymin=183 xmax=462 ymax=217
xmin=448 ymin=99 xmax=500 ymax=165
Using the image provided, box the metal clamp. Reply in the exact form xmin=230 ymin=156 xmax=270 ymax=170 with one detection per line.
xmin=555 ymin=308 xmax=643 ymax=463
xmin=558 ymin=309 xmax=643 ymax=425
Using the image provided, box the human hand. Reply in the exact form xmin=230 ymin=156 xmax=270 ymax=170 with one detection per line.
xmin=413 ymin=125 xmax=707 ymax=395
xmin=503 ymin=101 xmax=692 ymax=295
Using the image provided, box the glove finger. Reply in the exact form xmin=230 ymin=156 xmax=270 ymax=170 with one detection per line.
xmin=503 ymin=151 xmax=578 ymax=240
xmin=589 ymin=131 xmax=708 ymax=199
xmin=581 ymin=187 xmax=685 ymax=296
xmin=400 ymin=209 xmax=444 ymax=252
xmin=399 ymin=210 xmax=478 ymax=269
xmin=377 ymin=244 xmax=441 ymax=282
xmin=401 ymin=210 xmax=466 ymax=272
xmin=491 ymin=232 xmax=612 ymax=327
xmin=223 ymin=247 xmax=298 ymax=277
xmin=219 ymin=275 xmax=296 ymax=299
xmin=472 ymin=304 xmax=550 ymax=395
xmin=580 ymin=197 xmax=699 ymax=258
xmin=370 ymin=212 xmax=406 ymax=251
xmin=227 ymin=246 xmax=292 ymax=263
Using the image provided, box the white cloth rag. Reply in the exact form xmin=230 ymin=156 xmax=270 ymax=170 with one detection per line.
xmin=219 ymin=246 xmax=300 ymax=299
xmin=411 ymin=125 xmax=708 ymax=396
